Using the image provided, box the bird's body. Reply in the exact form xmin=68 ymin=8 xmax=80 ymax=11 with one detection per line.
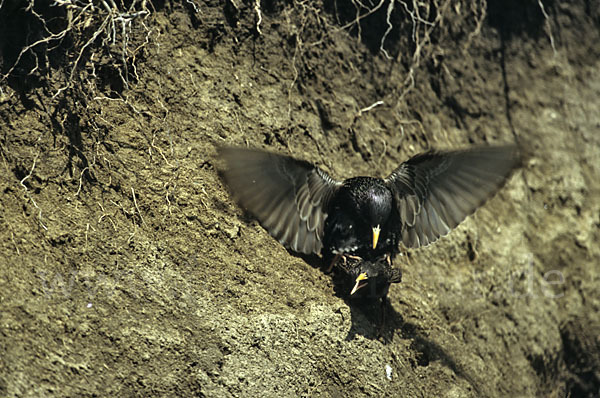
xmin=219 ymin=144 xmax=521 ymax=301
xmin=337 ymin=255 xmax=403 ymax=300
xmin=323 ymin=177 xmax=399 ymax=261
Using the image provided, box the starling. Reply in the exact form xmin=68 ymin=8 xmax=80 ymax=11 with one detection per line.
xmin=336 ymin=255 xmax=402 ymax=300
xmin=219 ymin=144 xmax=520 ymax=296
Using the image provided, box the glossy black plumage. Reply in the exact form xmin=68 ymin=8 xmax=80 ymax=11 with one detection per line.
xmin=219 ymin=144 xmax=520 ymax=299
xmin=322 ymin=176 xmax=399 ymax=260
xmin=337 ymin=255 xmax=403 ymax=300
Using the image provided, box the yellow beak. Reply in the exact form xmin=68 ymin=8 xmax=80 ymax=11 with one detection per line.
xmin=372 ymin=225 xmax=381 ymax=249
xmin=350 ymin=272 xmax=368 ymax=295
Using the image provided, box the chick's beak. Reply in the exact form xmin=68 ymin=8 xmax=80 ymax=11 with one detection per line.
xmin=350 ymin=272 xmax=368 ymax=295
xmin=372 ymin=225 xmax=381 ymax=249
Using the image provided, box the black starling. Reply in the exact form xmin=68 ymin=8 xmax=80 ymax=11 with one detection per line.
xmin=337 ymin=255 xmax=403 ymax=300
xmin=219 ymin=144 xmax=520 ymax=297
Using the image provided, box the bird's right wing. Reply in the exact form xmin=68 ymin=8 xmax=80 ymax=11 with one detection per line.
xmin=219 ymin=147 xmax=341 ymax=255
xmin=384 ymin=144 xmax=521 ymax=248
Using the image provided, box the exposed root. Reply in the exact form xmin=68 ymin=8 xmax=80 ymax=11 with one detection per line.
xmin=254 ymin=0 xmax=263 ymax=35
xmin=19 ymin=151 xmax=47 ymax=231
xmin=1 ymin=0 xmax=155 ymax=201
xmin=380 ymin=0 xmax=395 ymax=59
xmin=537 ymin=0 xmax=557 ymax=56
xmin=1 ymin=0 xmax=152 ymax=94
xmin=282 ymin=0 xmax=487 ymax=117
xmin=131 ymin=187 xmax=145 ymax=226
xmin=359 ymin=100 xmax=385 ymax=115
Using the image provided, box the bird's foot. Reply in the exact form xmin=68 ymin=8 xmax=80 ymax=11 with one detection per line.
xmin=345 ymin=254 xmax=362 ymax=262
xmin=326 ymin=253 xmax=363 ymax=273
xmin=385 ymin=253 xmax=392 ymax=266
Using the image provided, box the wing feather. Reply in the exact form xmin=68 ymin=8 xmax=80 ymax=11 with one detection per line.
xmin=219 ymin=147 xmax=341 ymax=254
xmin=386 ymin=144 xmax=521 ymax=249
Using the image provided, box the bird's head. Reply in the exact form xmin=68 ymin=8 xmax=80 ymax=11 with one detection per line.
xmin=348 ymin=257 xmax=402 ymax=297
xmin=349 ymin=259 xmax=386 ymax=295
xmin=350 ymin=271 xmax=370 ymax=295
xmin=362 ymin=185 xmax=392 ymax=250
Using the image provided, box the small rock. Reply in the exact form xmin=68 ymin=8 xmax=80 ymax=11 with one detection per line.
xmin=223 ymin=224 xmax=240 ymax=239
xmin=385 ymin=364 xmax=393 ymax=380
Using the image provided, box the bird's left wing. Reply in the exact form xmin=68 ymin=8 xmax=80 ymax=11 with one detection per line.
xmin=219 ymin=147 xmax=341 ymax=255
xmin=384 ymin=144 xmax=521 ymax=248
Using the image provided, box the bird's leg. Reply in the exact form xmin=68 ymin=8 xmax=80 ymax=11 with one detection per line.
xmin=326 ymin=253 xmax=342 ymax=273
xmin=385 ymin=253 xmax=392 ymax=266
xmin=326 ymin=253 xmax=363 ymax=273
xmin=377 ymin=295 xmax=389 ymax=338
xmin=325 ymin=253 xmax=362 ymax=274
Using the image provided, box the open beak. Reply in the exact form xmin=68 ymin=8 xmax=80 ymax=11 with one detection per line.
xmin=350 ymin=272 xmax=368 ymax=295
xmin=372 ymin=225 xmax=381 ymax=249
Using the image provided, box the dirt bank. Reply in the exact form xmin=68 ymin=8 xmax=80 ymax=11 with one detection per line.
xmin=1 ymin=0 xmax=599 ymax=396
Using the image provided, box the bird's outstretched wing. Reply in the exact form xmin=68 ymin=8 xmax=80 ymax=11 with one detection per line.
xmin=219 ymin=147 xmax=341 ymax=255
xmin=384 ymin=144 xmax=521 ymax=248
